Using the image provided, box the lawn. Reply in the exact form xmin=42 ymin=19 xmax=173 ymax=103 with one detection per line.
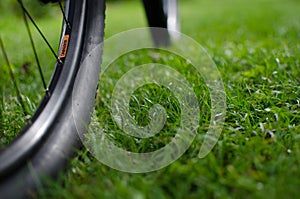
xmin=2 ymin=0 xmax=300 ymax=198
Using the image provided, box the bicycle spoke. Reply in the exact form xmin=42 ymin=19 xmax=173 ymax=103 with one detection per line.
xmin=17 ymin=0 xmax=62 ymax=64
xmin=0 ymin=37 xmax=29 ymax=119
xmin=21 ymin=9 xmax=50 ymax=97
xmin=59 ymin=1 xmax=71 ymax=30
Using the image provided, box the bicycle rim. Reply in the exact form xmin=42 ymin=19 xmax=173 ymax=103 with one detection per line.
xmin=142 ymin=0 xmax=180 ymax=46
xmin=0 ymin=0 xmax=105 ymax=198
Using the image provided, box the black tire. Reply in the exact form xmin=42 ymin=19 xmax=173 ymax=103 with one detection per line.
xmin=142 ymin=0 xmax=180 ymax=46
xmin=0 ymin=0 xmax=105 ymax=198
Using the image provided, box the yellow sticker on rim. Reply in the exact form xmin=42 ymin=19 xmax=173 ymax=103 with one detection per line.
xmin=59 ymin=35 xmax=69 ymax=58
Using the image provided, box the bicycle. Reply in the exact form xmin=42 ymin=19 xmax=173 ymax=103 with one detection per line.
xmin=0 ymin=0 xmax=179 ymax=198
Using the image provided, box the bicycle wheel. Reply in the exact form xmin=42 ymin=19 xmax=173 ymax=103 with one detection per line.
xmin=142 ymin=0 xmax=180 ymax=46
xmin=0 ymin=0 xmax=105 ymax=198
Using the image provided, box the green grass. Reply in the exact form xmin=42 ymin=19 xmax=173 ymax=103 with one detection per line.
xmin=1 ymin=0 xmax=300 ymax=198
